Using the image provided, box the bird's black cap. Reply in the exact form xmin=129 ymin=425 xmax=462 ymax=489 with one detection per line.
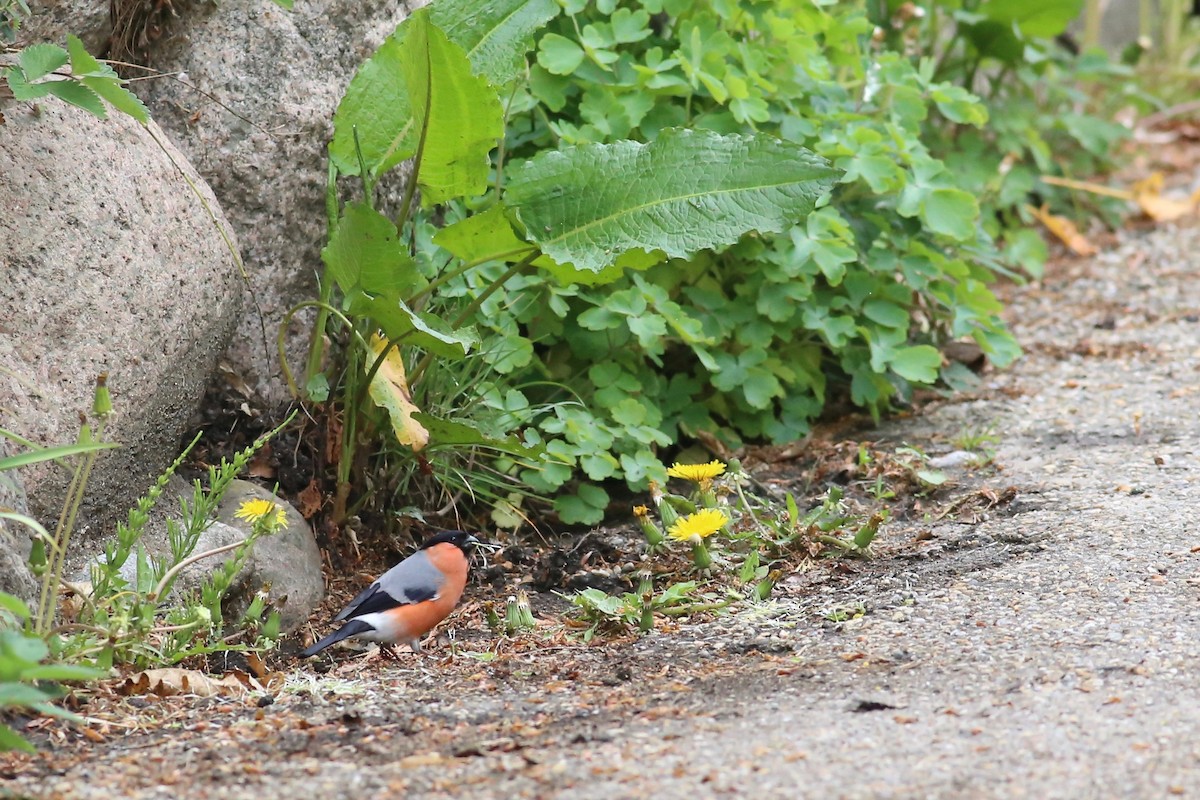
xmin=421 ymin=530 xmax=479 ymax=552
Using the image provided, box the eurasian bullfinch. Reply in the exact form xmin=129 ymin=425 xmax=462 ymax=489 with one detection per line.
xmin=301 ymin=530 xmax=479 ymax=657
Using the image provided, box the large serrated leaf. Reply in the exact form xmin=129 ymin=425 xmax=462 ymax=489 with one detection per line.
xmin=5 ymin=67 xmax=55 ymax=100
xmin=18 ymin=43 xmax=67 ymax=81
xmin=505 ymin=128 xmax=841 ymax=272
xmin=400 ymin=12 xmax=505 ymax=204
xmin=434 ymin=205 xmax=660 ymax=286
xmin=321 ymin=202 xmax=424 ymax=299
xmin=67 ymin=35 xmax=149 ymax=123
xmin=330 ymin=9 xmax=504 ymax=201
xmin=430 ymin=0 xmax=560 ymax=86
xmin=46 ymin=80 xmax=106 ymax=118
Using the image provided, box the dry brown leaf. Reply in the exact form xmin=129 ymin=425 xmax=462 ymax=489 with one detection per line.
xmin=1027 ymin=204 xmax=1098 ymax=256
xmin=366 ymin=333 xmax=429 ymax=451
xmin=117 ymin=668 xmax=281 ymax=698
xmin=296 ymin=479 xmax=323 ymax=519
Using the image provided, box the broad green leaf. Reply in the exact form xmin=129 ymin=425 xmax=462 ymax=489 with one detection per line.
xmin=18 ymin=664 xmax=104 ymax=681
xmin=18 ymin=43 xmax=67 ymax=81
xmin=68 ymin=35 xmax=150 ymax=123
xmin=506 ymin=128 xmax=840 ymax=272
xmin=413 ymin=413 xmax=542 ymax=457
xmin=81 ymin=77 xmax=150 ymax=123
xmin=5 ymin=68 xmax=55 ymax=100
xmin=862 ymin=300 xmax=909 ymax=329
xmin=982 ymin=0 xmax=1082 ymax=38
xmin=537 ymin=33 xmax=586 ymax=75
xmin=0 ymin=723 xmax=34 ymax=754
xmin=321 ymin=202 xmax=422 ymax=298
xmin=46 ymin=80 xmax=106 ymax=118
xmin=399 ymin=12 xmax=505 ymax=203
xmin=889 ymin=345 xmax=942 ymax=383
xmin=554 ymin=483 xmax=608 ymax=524
xmin=0 ymin=441 xmax=118 ymax=472
xmin=434 ymin=205 xmax=660 ymax=286
xmin=921 ymin=188 xmax=979 ymax=241
xmin=0 ymin=683 xmax=55 ymax=707
xmin=350 ymin=295 xmax=475 ymax=359
xmin=433 ymin=205 xmax=535 ymax=265
xmin=430 ymin=0 xmax=560 ymax=86
xmin=329 ymin=29 xmax=415 ymax=176
xmin=0 ymin=593 xmax=31 ymax=621
xmin=331 ymin=10 xmax=505 ymax=192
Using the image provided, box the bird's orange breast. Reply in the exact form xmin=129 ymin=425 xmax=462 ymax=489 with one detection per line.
xmin=384 ymin=542 xmax=469 ymax=640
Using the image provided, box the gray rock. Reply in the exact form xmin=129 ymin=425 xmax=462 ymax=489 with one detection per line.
xmin=211 ymin=480 xmax=324 ymax=631
xmin=0 ymin=101 xmax=243 ymax=558
xmin=136 ymin=0 xmax=420 ymax=401
xmin=15 ymin=0 xmax=109 ymax=53
xmin=0 ymin=441 xmax=38 ymax=605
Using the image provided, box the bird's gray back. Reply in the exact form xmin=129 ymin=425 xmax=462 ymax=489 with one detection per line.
xmin=378 ymin=550 xmax=446 ymax=603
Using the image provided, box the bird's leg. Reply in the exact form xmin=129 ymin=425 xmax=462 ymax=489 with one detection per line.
xmin=378 ymin=642 xmax=403 ymax=662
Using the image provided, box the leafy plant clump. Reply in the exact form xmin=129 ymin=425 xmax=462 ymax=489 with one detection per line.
xmin=293 ymin=0 xmax=840 ymax=528
xmin=295 ymin=0 xmax=1134 ymax=530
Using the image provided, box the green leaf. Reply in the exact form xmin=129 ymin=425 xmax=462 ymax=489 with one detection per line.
xmin=81 ymin=76 xmax=149 ymax=122
xmin=331 ymin=9 xmax=503 ymax=195
xmin=862 ymin=300 xmax=909 ymax=329
xmin=413 ymin=413 xmax=542 ymax=457
xmin=537 ymin=33 xmax=585 ymax=75
xmin=0 ymin=593 xmax=31 ymax=621
xmin=434 ymin=205 xmax=534 ymax=265
xmin=5 ymin=67 xmax=55 ymax=100
xmin=322 ymin=202 xmax=423 ymax=298
xmin=401 ymin=12 xmax=506 ymax=203
xmin=506 ymin=128 xmax=841 ymax=272
xmin=330 ymin=29 xmax=415 ymax=176
xmin=554 ymin=483 xmax=609 ymax=524
xmin=0 ymin=682 xmax=56 ymax=707
xmin=982 ymin=0 xmax=1082 ymax=38
xmin=18 ymin=664 xmax=104 ymax=681
xmin=0 ymin=441 xmax=118 ymax=472
xmin=430 ymin=0 xmax=560 ymax=86
xmin=18 ymin=43 xmax=67 ymax=81
xmin=350 ymin=295 xmax=475 ymax=359
xmin=921 ymin=188 xmax=979 ymax=241
xmin=0 ymin=723 xmax=34 ymax=754
xmin=45 ymin=80 xmax=106 ymax=118
xmin=889 ymin=345 xmax=942 ymax=383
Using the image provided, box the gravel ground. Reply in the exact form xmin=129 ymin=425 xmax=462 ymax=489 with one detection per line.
xmin=5 ymin=224 xmax=1200 ymax=799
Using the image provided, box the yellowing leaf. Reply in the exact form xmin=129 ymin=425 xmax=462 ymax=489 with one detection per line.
xmin=1027 ymin=204 xmax=1097 ymax=257
xmin=367 ymin=333 xmax=429 ymax=451
xmin=1131 ymin=173 xmax=1199 ymax=223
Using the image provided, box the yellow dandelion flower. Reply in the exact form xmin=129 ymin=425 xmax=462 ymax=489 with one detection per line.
xmin=633 ymin=505 xmax=650 ymax=518
xmin=667 ymin=508 xmax=729 ymax=542
xmin=234 ymin=498 xmax=287 ymax=529
xmin=667 ymin=460 xmax=726 ymax=483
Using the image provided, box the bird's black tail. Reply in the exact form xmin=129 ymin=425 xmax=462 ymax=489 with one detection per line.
xmin=300 ymin=619 xmax=374 ymax=657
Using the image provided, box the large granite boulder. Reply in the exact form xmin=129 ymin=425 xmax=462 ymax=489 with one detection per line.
xmin=0 ymin=99 xmax=243 ymax=556
xmin=136 ymin=0 xmax=421 ymax=400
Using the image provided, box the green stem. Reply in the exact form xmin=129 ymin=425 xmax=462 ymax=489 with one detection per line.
xmin=304 ymin=162 xmax=342 ymax=392
xmin=397 ymin=38 xmax=435 ymax=230
xmin=278 ymin=300 xmax=364 ymax=397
